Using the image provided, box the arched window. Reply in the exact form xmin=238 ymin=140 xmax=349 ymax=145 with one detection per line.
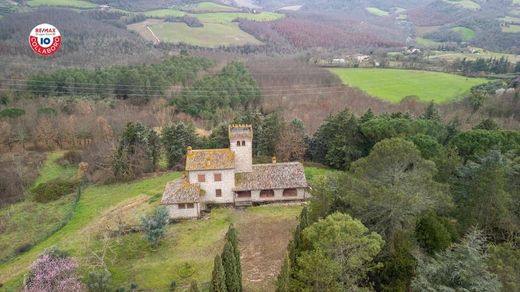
xmin=242 ymin=140 xmax=246 ymax=146
xmin=236 ymin=141 xmax=241 ymax=147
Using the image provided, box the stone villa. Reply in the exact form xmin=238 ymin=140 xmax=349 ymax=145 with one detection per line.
xmin=161 ymin=124 xmax=308 ymax=219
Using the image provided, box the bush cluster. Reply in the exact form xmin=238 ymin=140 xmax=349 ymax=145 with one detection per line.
xmin=32 ymin=178 xmax=79 ymax=203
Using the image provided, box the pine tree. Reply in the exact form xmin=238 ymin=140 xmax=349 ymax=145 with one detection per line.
xmin=211 ymin=255 xmax=227 ymax=292
xmin=221 ymin=241 xmax=240 ymax=292
xmin=226 ymin=225 xmax=242 ymax=291
xmin=276 ymin=255 xmax=291 ymax=292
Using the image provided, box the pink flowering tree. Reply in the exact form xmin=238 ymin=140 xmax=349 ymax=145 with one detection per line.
xmin=24 ymin=248 xmax=84 ymax=292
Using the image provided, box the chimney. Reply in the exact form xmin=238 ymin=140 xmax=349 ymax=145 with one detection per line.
xmin=272 ymin=156 xmax=277 ymax=164
xmin=187 ymin=146 xmax=193 ymax=155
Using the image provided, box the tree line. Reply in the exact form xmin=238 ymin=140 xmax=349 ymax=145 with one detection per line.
xmin=27 ymin=56 xmax=213 ymax=101
xmin=274 ymin=106 xmax=520 ymax=291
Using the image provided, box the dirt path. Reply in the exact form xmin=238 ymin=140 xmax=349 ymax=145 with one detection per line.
xmin=236 ymin=207 xmax=299 ymax=291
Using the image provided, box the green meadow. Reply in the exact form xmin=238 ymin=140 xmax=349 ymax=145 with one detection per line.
xmin=366 ymin=7 xmax=389 ymax=16
xmin=143 ymin=11 xmax=283 ymax=47
xmin=27 ymin=0 xmax=96 ymax=8
xmin=451 ymin=26 xmax=476 ymax=41
xmin=330 ymin=68 xmax=489 ymax=103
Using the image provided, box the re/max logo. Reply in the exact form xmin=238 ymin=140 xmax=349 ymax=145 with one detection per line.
xmin=35 ymin=28 xmax=56 ymax=33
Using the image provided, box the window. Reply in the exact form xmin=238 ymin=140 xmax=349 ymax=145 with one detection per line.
xmin=237 ymin=191 xmax=251 ymax=198
xmin=260 ymin=190 xmax=275 ymax=198
xmin=236 ymin=191 xmax=251 ymax=198
xmin=186 ymin=203 xmax=195 ymax=209
xmin=214 ymin=173 xmax=222 ymax=182
xmin=242 ymin=140 xmax=246 ymax=146
xmin=236 ymin=141 xmax=241 ymax=147
xmin=198 ymin=174 xmax=206 ymax=182
xmin=216 ymin=189 xmax=222 ymax=197
xmin=283 ymin=188 xmax=298 ymax=197
xmin=178 ymin=203 xmax=186 ymax=209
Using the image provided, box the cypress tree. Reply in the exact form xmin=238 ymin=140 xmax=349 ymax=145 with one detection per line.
xmin=276 ymin=255 xmax=291 ymax=292
xmin=222 ymin=241 xmax=240 ymax=292
xmin=211 ymin=255 xmax=227 ymax=292
xmin=226 ymin=225 xmax=242 ymax=291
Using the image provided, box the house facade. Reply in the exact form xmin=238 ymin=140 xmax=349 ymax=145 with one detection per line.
xmin=161 ymin=124 xmax=308 ymax=219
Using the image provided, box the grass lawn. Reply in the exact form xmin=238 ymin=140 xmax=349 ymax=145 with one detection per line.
xmin=0 ymin=172 xmax=182 ymax=289
xmin=33 ymin=151 xmax=76 ymax=186
xmin=144 ymin=8 xmax=185 ymax=17
xmin=27 ymin=0 xmax=96 ymax=8
xmin=451 ymin=26 xmax=475 ymax=41
xmin=149 ymin=21 xmax=262 ymax=47
xmin=442 ymin=0 xmax=480 ymax=10
xmin=366 ymin=7 xmax=389 ymax=16
xmin=184 ymin=1 xmax=240 ymax=12
xmin=329 ymin=68 xmax=490 ymax=103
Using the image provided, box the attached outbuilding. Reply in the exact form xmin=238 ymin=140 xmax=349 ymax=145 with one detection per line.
xmin=161 ymin=179 xmax=203 ymax=219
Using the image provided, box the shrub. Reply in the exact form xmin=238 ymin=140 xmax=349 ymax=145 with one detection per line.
xmin=0 ymin=107 xmax=25 ymax=118
xmin=88 ymin=270 xmax=112 ymax=292
xmin=141 ymin=206 xmax=169 ymax=248
xmin=32 ymin=178 xmax=79 ymax=203
xmin=58 ymin=150 xmax=83 ymax=166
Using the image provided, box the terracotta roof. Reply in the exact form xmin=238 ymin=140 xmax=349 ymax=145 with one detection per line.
xmin=161 ymin=178 xmax=202 ymax=204
xmin=234 ymin=162 xmax=308 ymax=191
xmin=186 ymin=149 xmax=235 ymax=171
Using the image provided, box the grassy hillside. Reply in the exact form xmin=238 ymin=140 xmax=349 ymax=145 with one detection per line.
xmin=330 ymin=68 xmax=489 ymax=103
xmin=184 ymin=2 xmax=240 ymax=12
xmin=451 ymin=26 xmax=475 ymax=41
xmin=148 ymin=21 xmax=262 ymax=47
xmin=0 ymin=152 xmax=78 ymax=262
xmin=27 ymin=0 xmax=96 ymax=8
xmin=138 ymin=11 xmax=283 ymax=47
xmin=442 ymin=0 xmax=480 ymax=10
xmin=0 ymin=163 xmax=332 ymax=290
xmin=366 ymin=7 xmax=389 ymax=16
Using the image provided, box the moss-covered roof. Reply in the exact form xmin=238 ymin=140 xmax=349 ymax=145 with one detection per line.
xmin=161 ymin=178 xmax=202 ymax=204
xmin=234 ymin=162 xmax=308 ymax=191
xmin=185 ymin=148 xmax=235 ymax=171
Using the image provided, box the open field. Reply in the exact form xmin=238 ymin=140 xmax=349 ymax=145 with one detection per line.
xmin=416 ymin=36 xmax=442 ymax=47
xmin=451 ymin=26 xmax=475 ymax=41
xmin=442 ymin=0 xmax=480 ymax=10
xmin=27 ymin=0 xmax=96 ymax=8
xmin=195 ymin=11 xmax=283 ymax=23
xmin=149 ymin=21 xmax=262 ymax=47
xmin=429 ymin=48 xmax=520 ymax=62
xmin=183 ymin=2 xmax=240 ymax=12
xmin=0 ymin=163 xmax=334 ymax=290
xmin=144 ymin=8 xmax=185 ymax=17
xmin=329 ymin=68 xmax=490 ymax=103
xmin=133 ymin=11 xmax=282 ymax=47
xmin=366 ymin=7 xmax=389 ymax=16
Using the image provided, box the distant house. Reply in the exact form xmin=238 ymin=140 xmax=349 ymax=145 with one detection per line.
xmin=332 ymin=58 xmax=346 ymax=64
xmin=356 ymin=55 xmax=370 ymax=62
xmin=98 ymin=4 xmax=110 ymax=10
xmin=161 ymin=124 xmax=308 ymax=219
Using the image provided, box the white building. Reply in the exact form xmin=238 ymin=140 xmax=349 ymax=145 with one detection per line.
xmin=161 ymin=124 xmax=308 ymax=219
